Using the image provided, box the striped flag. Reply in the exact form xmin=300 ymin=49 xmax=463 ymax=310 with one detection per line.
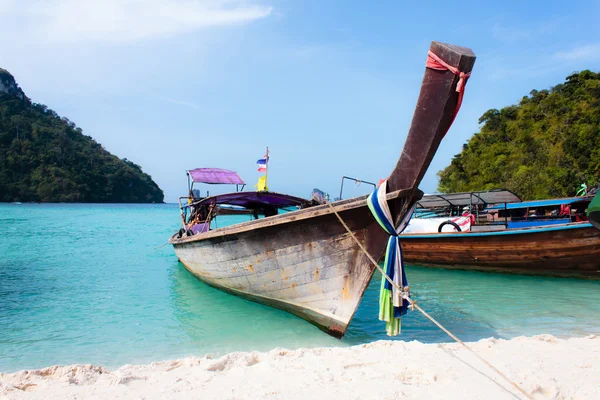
xmin=257 ymin=154 xmax=269 ymax=173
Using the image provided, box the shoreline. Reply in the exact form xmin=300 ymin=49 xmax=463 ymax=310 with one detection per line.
xmin=1 ymin=334 xmax=598 ymax=399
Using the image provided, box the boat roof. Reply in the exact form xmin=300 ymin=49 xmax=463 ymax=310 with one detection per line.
xmin=488 ymin=196 xmax=592 ymax=210
xmin=416 ymin=189 xmax=522 ymax=208
xmin=188 ymin=168 xmax=245 ymax=185
xmin=197 ymin=191 xmax=309 ymax=208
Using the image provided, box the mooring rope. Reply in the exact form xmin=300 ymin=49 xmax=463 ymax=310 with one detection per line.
xmin=154 ymin=241 xmax=171 ymax=250
xmin=326 ymin=201 xmax=534 ymax=400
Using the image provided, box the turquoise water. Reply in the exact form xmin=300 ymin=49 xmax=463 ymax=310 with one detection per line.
xmin=1 ymin=203 xmax=599 ymax=373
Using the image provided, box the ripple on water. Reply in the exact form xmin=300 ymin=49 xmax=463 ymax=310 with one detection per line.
xmin=1 ymin=203 xmax=599 ymax=372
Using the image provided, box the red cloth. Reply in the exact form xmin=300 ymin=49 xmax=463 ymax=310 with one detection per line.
xmin=461 ymin=212 xmax=476 ymax=225
xmin=426 ymin=50 xmax=471 ymax=130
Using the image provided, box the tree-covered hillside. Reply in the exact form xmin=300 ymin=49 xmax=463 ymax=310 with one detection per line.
xmin=0 ymin=68 xmax=164 ymax=203
xmin=437 ymin=70 xmax=600 ymax=200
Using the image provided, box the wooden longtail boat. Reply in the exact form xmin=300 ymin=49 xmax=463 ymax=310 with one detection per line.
xmin=402 ymin=223 xmax=600 ymax=279
xmin=169 ymin=42 xmax=476 ymax=337
xmin=402 ymin=192 xmax=600 ymax=280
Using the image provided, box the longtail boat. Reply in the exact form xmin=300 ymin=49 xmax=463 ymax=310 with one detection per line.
xmin=402 ymin=191 xmax=600 ymax=280
xmin=169 ymin=42 xmax=476 ymax=337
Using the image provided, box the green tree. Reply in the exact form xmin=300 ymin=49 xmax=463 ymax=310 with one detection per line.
xmin=438 ymin=70 xmax=600 ymax=200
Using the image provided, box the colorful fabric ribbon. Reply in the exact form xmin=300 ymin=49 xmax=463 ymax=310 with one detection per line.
xmin=426 ymin=50 xmax=471 ymax=131
xmin=367 ymin=180 xmax=415 ymax=336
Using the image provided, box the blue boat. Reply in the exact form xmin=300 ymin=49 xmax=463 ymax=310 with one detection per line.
xmin=487 ymin=197 xmax=590 ymax=229
xmin=401 ymin=190 xmax=599 ymax=280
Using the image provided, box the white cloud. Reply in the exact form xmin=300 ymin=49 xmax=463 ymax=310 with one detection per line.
xmin=0 ymin=0 xmax=272 ymax=43
xmin=554 ymin=44 xmax=600 ymax=61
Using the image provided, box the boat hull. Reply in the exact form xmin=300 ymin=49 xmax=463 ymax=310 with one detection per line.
xmin=170 ymin=194 xmax=406 ymax=337
xmin=401 ymin=223 xmax=600 ymax=279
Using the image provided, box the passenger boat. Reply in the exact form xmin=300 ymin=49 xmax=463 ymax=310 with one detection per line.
xmin=401 ymin=190 xmax=600 ymax=280
xmin=169 ymin=41 xmax=476 ymax=337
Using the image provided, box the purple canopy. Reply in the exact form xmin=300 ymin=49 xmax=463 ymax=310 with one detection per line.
xmin=189 ymin=168 xmax=245 ymax=185
xmin=198 ymin=191 xmax=308 ymax=208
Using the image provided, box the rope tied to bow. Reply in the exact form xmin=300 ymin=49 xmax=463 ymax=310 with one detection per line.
xmin=426 ymin=50 xmax=471 ymax=129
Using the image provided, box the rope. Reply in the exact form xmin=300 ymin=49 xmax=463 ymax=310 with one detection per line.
xmin=326 ymin=201 xmax=534 ymax=400
xmin=426 ymin=50 xmax=471 ymax=130
xmin=154 ymin=241 xmax=170 ymax=250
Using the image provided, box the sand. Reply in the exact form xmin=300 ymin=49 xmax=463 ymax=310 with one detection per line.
xmin=1 ymin=334 xmax=598 ymax=400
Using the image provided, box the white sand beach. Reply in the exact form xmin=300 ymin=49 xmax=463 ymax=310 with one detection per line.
xmin=1 ymin=334 xmax=598 ymax=400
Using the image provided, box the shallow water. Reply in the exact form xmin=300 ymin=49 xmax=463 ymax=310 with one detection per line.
xmin=1 ymin=203 xmax=599 ymax=372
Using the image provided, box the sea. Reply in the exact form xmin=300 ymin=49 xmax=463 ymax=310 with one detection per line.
xmin=1 ymin=203 xmax=599 ymax=373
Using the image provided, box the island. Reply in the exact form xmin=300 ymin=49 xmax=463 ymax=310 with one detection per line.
xmin=438 ymin=70 xmax=600 ymax=200
xmin=0 ymin=68 xmax=164 ymax=203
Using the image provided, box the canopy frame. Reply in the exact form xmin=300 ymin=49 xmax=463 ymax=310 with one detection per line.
xmin=186 ymin=168 xmax=246 ymax=196
xmin=416 ymin=189 xmax=522 ymax=209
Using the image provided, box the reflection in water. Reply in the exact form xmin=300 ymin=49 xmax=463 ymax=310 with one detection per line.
xmin=347 ymin=266 xmax=600 ymax=344
xmin=168 ymin=261 xmax=341 ymax=357
xmin=345 ymin=269 xmax=501 ymax=344
xmin=168 ymin=257 xmax=600 ymax=349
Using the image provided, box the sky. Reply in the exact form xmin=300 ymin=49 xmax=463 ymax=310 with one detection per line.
xmin=1 ymin=0 xmax=599 ymax=203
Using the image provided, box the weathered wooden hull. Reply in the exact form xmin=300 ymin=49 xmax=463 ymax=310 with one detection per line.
xmin=171 ymin=192 xmax=409 ymax=337
xmin=401 ymin=223 xmax=600 ymax=280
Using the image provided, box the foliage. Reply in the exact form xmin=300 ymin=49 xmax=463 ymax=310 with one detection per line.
xmin=0 ymin=70 xmax=164 ymax=203
xmin=437 ymin=70 xmax=600 ymax=200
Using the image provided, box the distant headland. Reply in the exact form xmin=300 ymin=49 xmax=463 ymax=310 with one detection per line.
xmin=0 ymin=68 xmax=164 ymax=203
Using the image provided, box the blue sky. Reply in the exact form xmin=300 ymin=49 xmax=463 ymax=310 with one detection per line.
xmin=1 ymin=0 xmax=599 ymax=202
